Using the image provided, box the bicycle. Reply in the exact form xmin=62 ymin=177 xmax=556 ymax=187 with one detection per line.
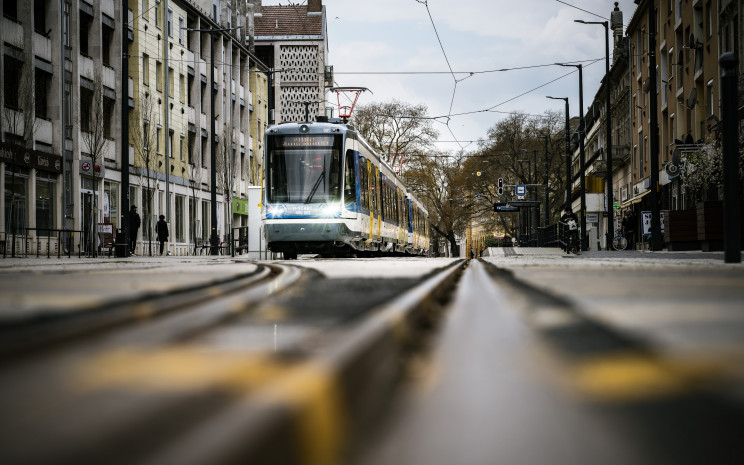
xmin=563 ymin=218 xmax=580 ymax=255
xmin=612 ymin=227 xmax=628 ymax=251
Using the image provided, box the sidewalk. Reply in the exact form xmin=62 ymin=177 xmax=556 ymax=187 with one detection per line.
xmin=0 ymin=255 xmax=259 ymax=322
xmin=482 ymin=249 xmax=744 ymax=401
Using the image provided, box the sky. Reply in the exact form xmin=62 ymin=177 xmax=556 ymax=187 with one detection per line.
xmin=263 ymin=0 xmax=640 ymax=153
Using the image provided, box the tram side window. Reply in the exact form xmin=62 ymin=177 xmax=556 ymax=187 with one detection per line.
xmin=344 ymin=150 xmax=356 ymax=203
xmin=360 ymin=159 xmax=368 ymax=211
xmin=330 ymin=150 xmax=341 ymax=198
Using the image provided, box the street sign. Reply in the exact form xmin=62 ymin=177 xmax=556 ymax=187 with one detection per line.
xmin=494 ymin=203 xmax=520 ymax=212
xmin=515 ymin=185 xmax=526 ymax=196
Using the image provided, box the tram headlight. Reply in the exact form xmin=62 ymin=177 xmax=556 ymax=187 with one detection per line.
xmin=321 ymin=203 xmax=341 ymax=217
xmin=267 ymin=205 xmax=285 ymax=218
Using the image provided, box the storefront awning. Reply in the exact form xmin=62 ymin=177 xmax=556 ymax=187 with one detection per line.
xmin=620 ymin=189 xmax=650 ymax=209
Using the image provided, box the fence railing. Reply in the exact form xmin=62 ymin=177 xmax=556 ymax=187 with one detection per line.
xmin=537 ymin=223 xmax=567 ymax=248
xmin=2 ymin=228 xmax=85 ymax=259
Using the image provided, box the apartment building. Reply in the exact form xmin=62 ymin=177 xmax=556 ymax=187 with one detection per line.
xmin=1 ymin=0 xmax=268 ymax=256
xmin=250 ymin=0 xmax=330 ymax=124
xmin=626 ymin=0 xmax=721 ymax=212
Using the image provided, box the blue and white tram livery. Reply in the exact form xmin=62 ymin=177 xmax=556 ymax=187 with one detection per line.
xmin=263 ymin=121 xmax=430 ymax=259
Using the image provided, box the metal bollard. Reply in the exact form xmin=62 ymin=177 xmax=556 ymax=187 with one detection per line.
xmin=720 ymin=53 xmax=741 ymax=263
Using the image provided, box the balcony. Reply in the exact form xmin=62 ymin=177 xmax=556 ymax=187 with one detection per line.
xmin=101 ymin=0 xmax=114 ymax=18
xmin=103 ymin=65 xmax=116 ymax=90
xmin=199 ymin=59 xmax=206 ymax=77
xmin=239 ymin=132 xmax=245 ymax=147
xmin=200 ymin=112 xmax=207 ymax=129
xmin=33 ymin=32 xmax=52 ymax=62
xmin=103 ymin=139 xmax=115 ymax=160
xmin=36 ymin=118 xmax=53 ymax=145
xmin=1 ymin=17 xmax=23 ymax=44
xmin=188 ymin=106 xmax=196 ymax=125
xmin=79 ymin=55 xmax=95 ymax=80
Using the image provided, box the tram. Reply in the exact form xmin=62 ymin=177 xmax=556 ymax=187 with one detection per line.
xmin=263 ymin=119 xmax=430 ymax=259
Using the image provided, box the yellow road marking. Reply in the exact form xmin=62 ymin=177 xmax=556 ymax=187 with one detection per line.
xmin=567 ymin=351 xmax=727 ymax=402
xmin=76 ymin=347 xmax=346 ymax=465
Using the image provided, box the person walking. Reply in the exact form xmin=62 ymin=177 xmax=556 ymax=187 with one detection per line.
xmin=129 ymin=205 xmax=141 ymax=255
xmin=155 ymin=215 xmax=169 ymax=256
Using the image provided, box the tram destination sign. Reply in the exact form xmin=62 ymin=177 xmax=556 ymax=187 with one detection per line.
xmin=278 ymin=135 xmax=335 ymax=148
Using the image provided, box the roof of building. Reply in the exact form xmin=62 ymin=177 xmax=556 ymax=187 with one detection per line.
xmin=254 ymin=5 xmax=323 ymax=37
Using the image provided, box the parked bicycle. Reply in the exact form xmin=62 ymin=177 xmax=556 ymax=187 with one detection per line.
xmin=612 ymin=227 xmax=628 ymax=251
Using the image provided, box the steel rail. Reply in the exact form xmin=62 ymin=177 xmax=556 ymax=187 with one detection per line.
xmin=0 ymin=264 xmax=300 ymax=360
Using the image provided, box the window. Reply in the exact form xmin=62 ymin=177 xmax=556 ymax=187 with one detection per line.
xmin=142 ymin=54 xmax=149 ymax=85
xmin=175 ymin=195 xmax=184 ymax=242
xmin=169 ymin=67 xmax=174 ymax=97
xmin=154 ymin=1 xmax=160 ymax=27
xmin=179 ymin=17 xmax=184 ymax=44
xmin=34 ymin=68 xmax=51 ymax=119
xmin=79 ymin=13 xmax=92 ymax=56
xmin=80 ymin=86 xmax=93 ymax=132
xmin=180 ymin=135 xmax=184 ymax=160
xmin=708 ymin=80 xmax=714 ymax=115
xmin=63 ymin=1 xmax=71 ymax=46
xmin=104 ymin=181 xmax=119 ymax=228
xmin=34 ymin=0 xmax=47 ymax=34
xmin=104 ymin=97 xmax=114 ymax=139
xmin=4 ymin=170 xmax=28 ymax=235
xmin=156 ymin=126 xmax=162 ymax=153
xmin=168 ymin=130 xmax=173 ymax=158
xmin=3 ymin=54 xmax=22 ymax=109
xmin=142 ymin=0 xmax=147 ymax=19
xmin=167 ymin=9 xmax=172 ymax=36
xmin=180 ymin=74 xmax=185 ymax=102
xmin=707 ymin=3 xmax=712 ymax=38
xmin=102 ymin=26 xmax=113 ymax=66
xmin=35 ymin=177 xmax=56 ymax=235
xmin=201 ymin=199 xmax=209 ymax=240
xmin=156 ymin=61 xmax=162 ymax=91
xmin=143 ymin=121 xmax=150 ymax=149
xmin=4 ymin=0 xmax=18 ymax=20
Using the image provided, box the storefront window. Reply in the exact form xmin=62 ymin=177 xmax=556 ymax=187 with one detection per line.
xmin=4 ymin=170 xmax=28 ymax=235
xmin=104 ymin=181 xmax=119 ymax=230
xmin=189 ymin=197 xmax=196 ymax=243
xmin=36 ymin=175 xmax=57 ymax=236
xmin=175 ymin=195 xmax=184 ymax=242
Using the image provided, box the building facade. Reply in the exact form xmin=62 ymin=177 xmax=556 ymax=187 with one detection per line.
xmin=626 ymin=0 xmax=721 ymax=214
xmin=1 ymin=0 xmax=268 ymax=257
xmin=250 ymin=0 xmax=330 ymax=124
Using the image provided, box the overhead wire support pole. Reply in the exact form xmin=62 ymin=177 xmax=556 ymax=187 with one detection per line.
xmin=576 ymin=19 xmax=613 ymax=251
xmin=547 ymin=96 xmax=570 ymax=210
xmin=646 ymin=1 xmax=662 ymax=251
xmin=556 ymin=63 xmax=587 ymax=251
xmin=121 ymin=0 xmax=130 ymax=256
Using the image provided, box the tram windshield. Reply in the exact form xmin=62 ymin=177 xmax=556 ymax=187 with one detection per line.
xmin=267 ymin=134 xmax=343 ymax=204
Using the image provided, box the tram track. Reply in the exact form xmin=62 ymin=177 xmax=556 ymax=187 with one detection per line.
xmin=0 ymin=259 xmax=466 ymax=465
xmin=0 ymin=263 xmax=300 ymax=361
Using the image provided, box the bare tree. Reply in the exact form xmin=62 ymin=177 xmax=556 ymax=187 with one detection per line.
xmin=187 ymin=150 xmax=203 ymax=254
xmin=216 ymin=127 xmax=237 ymax=249
xmin=129 ymin=91 xmax=160 ymax=256
xmin=79 ymin=65 xmax=107 ymax=256
xmin=352 ymin=100 xmax=438 ymax=164
xmin=2 ymin=44 xmax=39 ymax=256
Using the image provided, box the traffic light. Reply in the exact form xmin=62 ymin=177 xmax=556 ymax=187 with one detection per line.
xmin=497 ymin=178 xmax=504 ymax=195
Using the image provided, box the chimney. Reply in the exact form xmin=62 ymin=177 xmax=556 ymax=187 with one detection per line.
xmin=308 ymin=0 xmax=322 ymax=13
xmin=251 ymin=0 xmax=262 ymax=16
xmin=610 ymin=2 xmax=623 ymax=64
xmin=247 ymin=3 xmax=255 ymax=52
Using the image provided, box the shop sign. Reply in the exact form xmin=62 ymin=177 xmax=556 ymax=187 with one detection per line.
xmin=0 ymin=141 xmax=63 ymax=174
xmin=79 ymin=159 xmax=105 ymax=177
xmin=232 ymin=197 xmax=250 ymax=216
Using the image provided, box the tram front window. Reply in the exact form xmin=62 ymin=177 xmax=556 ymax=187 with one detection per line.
xmin=267 ymin=135 xmax=342 ymax=204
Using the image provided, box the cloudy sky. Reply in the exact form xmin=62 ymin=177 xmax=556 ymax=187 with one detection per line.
xmin=264 ymin=0 xmax=640 ymax=153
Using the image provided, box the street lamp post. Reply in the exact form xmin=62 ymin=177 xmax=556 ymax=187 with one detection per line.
xmin=576 ymin=19 xmax=614 ymax=250
xmin=556 ymin=63 xmax=586 ymax=251
xmin=547 ymin=96 xmax=570 ymax=210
